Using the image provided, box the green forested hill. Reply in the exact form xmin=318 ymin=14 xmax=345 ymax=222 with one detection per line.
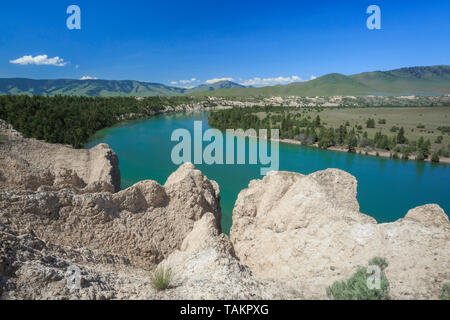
xmin=0 ymin=78 xmax=245 ymax=97
xmin=185 ymin=80 xmax=246 ymax=93
xmin=194 ymin=66 xmax=450 ymax=97
xmin=0 ymin=78 xmax=186 ymax=97
xmin=1 ymin=66 xmax=449 ymax=97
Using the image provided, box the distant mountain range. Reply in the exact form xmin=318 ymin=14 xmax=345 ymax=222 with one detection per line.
xmin=1 ymin=66 xmax=449 ymax=97
xmin=185 ymin=81 xmax=246 ymax=93
xmin=0 ymin=78 xmax=245 ymax=97
xmin=196 ymin=66 xmax=450 ymax=97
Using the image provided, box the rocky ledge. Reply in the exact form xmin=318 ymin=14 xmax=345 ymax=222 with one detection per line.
xmin=231 ymin=169 xmax=449 ymax=299
xmin=0 ymin=120 xmax=448 ymax=299
xmin=0 ymin=119 xmax=120 ymax=193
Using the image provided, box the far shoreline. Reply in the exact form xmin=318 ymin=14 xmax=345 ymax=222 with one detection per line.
xmin=226 ymin=129 xmax=450 ymax=165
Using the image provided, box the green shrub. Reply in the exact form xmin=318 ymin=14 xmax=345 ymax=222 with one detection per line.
xmin=369 ymin=257 xmax=388 ymax=270
xmin=390 ymin=126 xmax=399 ymax=132
xmin=435 ymin=136 xmax=443 ymax=144
xmin=326 ymin=257 xmax=389 ymax=300
xmin=441 ymin=283 xmax=450 ymax=300
xmin=431 ymin=152 xmax=440 ymax=163
xmin=151 ymin=267 xmax=173 ymax=291
xmin=416 ymin=152 xmax=426 ymax=161
xmin=366 ymin=118 xmax=376 ymax=128
xmin=437 ymin=126 xmax=450 ymax=134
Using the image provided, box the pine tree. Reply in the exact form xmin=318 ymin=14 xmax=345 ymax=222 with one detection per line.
xmin=396 ymin=127 xmax=407 ymax=144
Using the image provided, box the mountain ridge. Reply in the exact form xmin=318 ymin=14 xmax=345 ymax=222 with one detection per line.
xmin=195 ymin=65 xmax=450 ymax=96
xmin=0 ymin=78 xmax=246 ymax=97
xmin=1 ymin=65 xmax=449 ymax=97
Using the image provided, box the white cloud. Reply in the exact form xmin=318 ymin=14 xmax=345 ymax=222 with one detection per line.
xmin=10 ymin=54 xmax=67 ymax=67
xmin=239 ymin=75 xmax=302 ymax=87
xmin=80 ymin=76 xmax=97 ymax=80
xmin=170 ymin=78 xmax=199 ymax=86
xmin=310 ymin=75 xmax=317 ymax=80
xmin=205 ymin=77 xmax=234 ymax=84
xmin=180 ymin=78 xmax=197 ymax=84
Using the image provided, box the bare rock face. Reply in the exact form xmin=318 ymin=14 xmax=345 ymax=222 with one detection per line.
xmin=1 ymin=119 xmax=230 ymax=299
xmin=0 ymin=163 xmax=221 ymax=270
xmin=157 ymin=213 xmax=299 ymax=299
xmin=0 ymin=213 xmax=294 ymax=300
xmin=231 ymin=169 xmax=450 ymax=300
xmin=0 ymin=119 xmax=120 ymax=192
xmin=0 ymin=222 xmax=137 ymax=300
xmin=165 ymin=163 xmax=222 ymax=230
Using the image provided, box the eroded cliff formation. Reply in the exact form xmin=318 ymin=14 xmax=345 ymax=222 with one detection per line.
xmin=1 ymin=119 xmax=289 ymax=299
xmin=1 ymin=119 xmax=449 ymax=299
xmin=230 ymin=169 xmax=450 ymax=299
xmin=0 ymin=119 xmax=120 ymax=193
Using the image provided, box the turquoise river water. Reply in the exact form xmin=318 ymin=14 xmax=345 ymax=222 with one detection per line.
xmin=86 ymin=112 xmax=450 ymax=234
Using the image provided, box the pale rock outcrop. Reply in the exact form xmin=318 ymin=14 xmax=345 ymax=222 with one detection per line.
xmin=231 ymin=169 xmax=450 ymax=300
xmin=0 ymin=222 xmax=138 ymax=300
xmin=0 ymin=215 xmax=294 ymax=300
xmin=0 ymin=119 xmax=120 ymax=192
xmin=0 ymin=163 xmax=221 ymax=270
xmin=157 ymin=213 xmax=300 ymax=299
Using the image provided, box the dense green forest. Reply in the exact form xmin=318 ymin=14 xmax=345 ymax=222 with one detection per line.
xmin=0 ymin=95 xmax=204 ymax=148
xmin=208 ymin=107 xmax=450 ymax=162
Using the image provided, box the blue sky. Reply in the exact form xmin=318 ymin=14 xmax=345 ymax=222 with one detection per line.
xmin=0 ymin=0 xmax=449 ymax=87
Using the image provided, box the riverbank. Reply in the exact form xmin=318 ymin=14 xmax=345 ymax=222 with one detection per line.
xmin=230 ymin=132 xmax=450 ymax=165
xmin=208 ymin=105 xmax=450 ymax=165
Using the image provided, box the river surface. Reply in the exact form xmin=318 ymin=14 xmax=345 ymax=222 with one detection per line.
xmin=86 ymin=112 xmax=450 ymax=234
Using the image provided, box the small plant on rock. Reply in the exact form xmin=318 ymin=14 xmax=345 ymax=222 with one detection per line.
xmin=441 ymin=283 xmax=450 ymax=300
xmin=151 ymin=267 xmax=172 ymax=291
xmin=326 ymin=257 xmax=389 ymax=300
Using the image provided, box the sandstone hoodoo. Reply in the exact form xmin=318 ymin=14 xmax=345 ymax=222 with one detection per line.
xmin=1 ymin=119 xmax=449 ymax=300
xmin=230 ymin=169 xmax=450 ymax=299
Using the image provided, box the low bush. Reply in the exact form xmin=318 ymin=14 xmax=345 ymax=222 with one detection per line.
xmin=431 ymin=152 xmax=440 ymax=163
xmin=441 ymin=283 xmax=450 ymax=300
xmin=151 ymin=267 xmax=173 ymax=291
xmin=326 ymin=257 xmax=389 ymax=300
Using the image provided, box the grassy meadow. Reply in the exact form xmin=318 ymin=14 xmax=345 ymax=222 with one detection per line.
xmin=253 ymin=106 xmax=450 ymax=151
xmin=301 ymin=107 xmax=450 ymax=151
